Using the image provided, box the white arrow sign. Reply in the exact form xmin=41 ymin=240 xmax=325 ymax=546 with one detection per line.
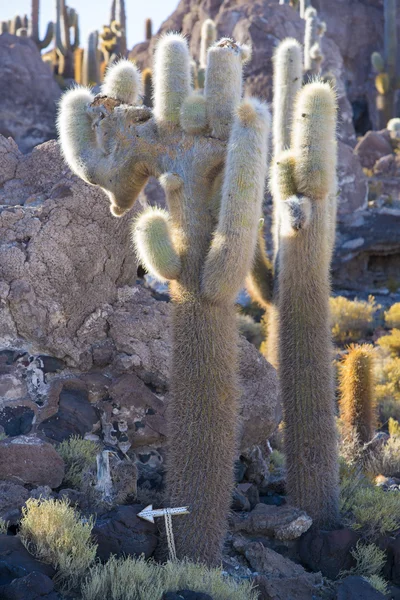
xmin=137 ymin=504 xmax=190 ymax=524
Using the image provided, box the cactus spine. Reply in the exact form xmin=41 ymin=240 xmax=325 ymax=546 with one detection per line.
xmin=58 ymin=34 xmax=270 ymax=564
xmin=29 ymin=0 xmax=53 ymax=50
xmin=339 ymin=345 xmax=376 ymax=446
xmin=304 ymin=7 xmax=325 ymax=75
xmin=371 ymin=0 xmax=399 ymax=128
xmin=276 ymin=81 xmax=339 ymax=528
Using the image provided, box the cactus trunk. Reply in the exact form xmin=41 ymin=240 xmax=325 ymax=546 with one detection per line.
xmin=167 ymin=296 xmax=238 ymax=563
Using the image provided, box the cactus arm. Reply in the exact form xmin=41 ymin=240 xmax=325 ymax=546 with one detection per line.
xmin=153 ymin=33 xmax=191 ymax=126
xmin=205 ymin=39 xmax=251 ymax=140
xmin=101 ymin=60 xmax=142 ymax=104
xmin=200 ymin=19 xmax=217 ymax=69
xmin=69 ymin=8 xmax=80 ymax=52
xmin=57 ymin=60 xmax=154 ymax=217
xmin=278 ymin=81 xmax=339 ymax=528
xmin=273 ymin=38 xmax=302 ymax=158
xmin=133 ymin=207 xmax=181 ymax=281
xmin=202 ymin=99 xmax=270 ymax=304
xmin=246 ymin=229 xmax=274 ymax=307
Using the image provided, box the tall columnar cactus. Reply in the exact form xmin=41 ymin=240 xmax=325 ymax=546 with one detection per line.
xmin=57 ymin=34 xmax=270 ymax=564
xmin=55 ymin=0 xmax=80 ymax=79
xmin=29 ymin=0 xmax=53 ymax=50
xmin=246 ymin=38 xmax=302 ymax=368
xmin=276 ymin=81 xmax=339 ymax=528
xmin=145 ymin=18 xmax=152 ymax=41
xmin=197 ymin=18 xmax=217 ymax=88
xmin=371 ymin=0 xmax=399 ymax=128
xmin=109 ymin=0 xmax=127 ymax=56
xmin=304 ymin=7 xmax=325 ymax=75
xmin=142 ymin=67 xmax=153 ymax=107
xmin=339 ymin=345 xmax=376 ymax=446
xmin=299 ymin=0 xmax=312 ymax=18
xmin=82 ymin=31 xmax=101 ymax=87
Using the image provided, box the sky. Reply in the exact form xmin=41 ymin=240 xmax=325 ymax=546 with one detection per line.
xmin=1 ymin=0 xmax=180 ymax=49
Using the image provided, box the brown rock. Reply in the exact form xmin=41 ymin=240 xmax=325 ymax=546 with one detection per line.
xmin=0 ymin=34 xmax=61 ymax=153
xmin=230 ymin=503 xmax=312 ymax=541
xmin=254 ymin=574 xmax=324 ymax=600
xmin=0 ymin=435 xmax=64 ymax=488
xmin=0 ymin=481 xmax=29 ymax=525
xmin=354 ymin=130 xmax=393 ymax=169
xmin=298 ymin=527 xmax=359 ymax=580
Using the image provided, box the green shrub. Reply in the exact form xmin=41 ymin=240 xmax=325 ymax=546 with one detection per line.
xmin=20 ymin=498 xmax=97 ymax=590
xmin=366 ymin=436 xmax=400 ymax=477
xmin=343 ymin=483 xmax=400 ymax=536
xmin=269 ymin=449 xmax=286 ymax=471
xmin=377 ymin=328 xmax=400 ymax=356
xmin=57 ymin=436 xmax=99 ymax=488
xmin=82 ymin=555 xmax=258 ymax=600
xmin=384 ymin=303 xmax=400 ymax=328
xmin=376 ymin=357 xmax=400 ymax=424
xmin=330 ymin=296 xmax=379 ymax=343
xmin=341 ymin=541 xmax=389 ymax=595
xmin=237 ymin=313 xmax=264 ymax=348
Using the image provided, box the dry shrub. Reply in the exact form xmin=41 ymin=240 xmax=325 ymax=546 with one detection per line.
xmin=377 ymin=328 xmax=400 ymax=356
xmin=384 ymin=303 xmax=400 ymax=329
xmin=57 ymin=436 xmax=99 ymax=489
xmin=330 ymin=296 xmax=379 ymax=343
xmin=82 ymin=555 xmax=258 ymax=600
xmin=20 ymin=498 xmax=97 ymax=590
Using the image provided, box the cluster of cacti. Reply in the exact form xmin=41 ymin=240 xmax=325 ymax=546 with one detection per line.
xmin=303 ymin=6 xmax=326 ymax=75
xmin=371 ymin=0 xmax=399 ymax=128
xmin=58 ymin=32 xmax=270 ymax=564
xmin=339 ymin=344 xmax=376 ymax=446
xmin=1 ymin=0 xmax=53 ymax=50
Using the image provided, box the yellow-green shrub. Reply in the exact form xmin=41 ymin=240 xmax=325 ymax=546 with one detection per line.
xmin=330 ymin=296 xmax=379 ymax=343
xmin=82 ymin=556 xmax=258 ymax=600
xmin=20 ymin=498 xmax=97 ymax=590
xmin=377 ymin=328 xmax=400 ymax=356
xmin=366 ymin=436 xmax=400 ymax=477
xmin=376 ymin=357 xmax=400 ymax=423
xmin=343 ymin=541 xmax=388 ymax=595
xmin=343 ymin=483 xmax=400 ymax=536
xmin=388 ymin=417 xmax=400 ymax=437
xmin=384 ymin=303 xmax=400 ymax=328
xmin=57 ymin=436 xmax=99 ymax=488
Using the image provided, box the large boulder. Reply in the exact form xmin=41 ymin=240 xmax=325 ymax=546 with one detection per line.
xmin=0 ymin=34 xmax=61 ymax=153
xmin=0 ymin=136 xmax=137 ymax=369
xmin=0 ymin=435 xmax=64 ymax=488
xmin=354 ymin=130 xmax=393 ymax=170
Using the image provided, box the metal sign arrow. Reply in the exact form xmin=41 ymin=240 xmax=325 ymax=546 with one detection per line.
xmin=137 ymin=504 xmax=190 ymax=524
xmin=137 ymin=504 xmax=190 ymax=561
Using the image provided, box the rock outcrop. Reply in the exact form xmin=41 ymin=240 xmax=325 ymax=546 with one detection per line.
xmin=0 ymin=34 xmax=61 ymax=153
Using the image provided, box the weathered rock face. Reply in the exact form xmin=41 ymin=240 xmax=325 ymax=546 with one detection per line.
xmin=0 ymin=34 xmax=61 ymax=153
xmin=354 ymin=130 xmax=393 ymax=170
xmin=0 ymin=136 xmax=138 ymax=370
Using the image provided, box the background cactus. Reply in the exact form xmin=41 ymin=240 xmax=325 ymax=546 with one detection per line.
xmin=55 ymin=0 xmax=80 ymax=79
xmin=109 ymin=0 xmax=127 ymax=56
xmin=299 ymin=0 xmax=312 ymax=18
xmin=304 ymin=7 xmax=325 ymax=75
xmin=371 ymin=0 xmax=399 ymax=128
xmin=29 ymin=0 xmax=53 ymax=51
xmin=340 ymin=344 xmax=376 ymax=446
xmin=197 ymin=18 xmax=217 ymax=89
xmin=58 ymin=34 xmax=270 ymax=565
xmin=82 ymin=31 xmax=101 ymax=87
xmin=145 ymin=17 xmax=152 ymax=41
xmin=276 ymin=81 xmax=339 ymax=528
xmin=142 ymin=67 xmax=153 ymax=107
